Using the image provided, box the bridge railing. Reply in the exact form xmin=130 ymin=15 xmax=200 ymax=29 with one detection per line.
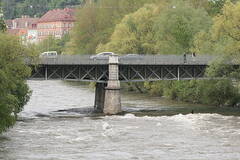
xmin=37 ymin=55 xmax=108 ymax=65
xmin=28 ymin=54 xmax=218 ymax=65
xmin=119 ymin=55 xmax=216 ymax=65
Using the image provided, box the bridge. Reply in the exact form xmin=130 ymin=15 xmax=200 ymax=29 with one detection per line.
xmin=27 ymin=54 xmax=227 ymax=115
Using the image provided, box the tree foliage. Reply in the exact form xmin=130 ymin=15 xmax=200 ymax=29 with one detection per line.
xmin=36 ymin=34 xmax=70 ymax=54
xmin=153 ymin=0 xmax=212 ymax=54
xmin=96 ymin=0 xmax=212 ymax=55
xmin=193 ymin=1 xmax=240 ymax=82
xmin=144 ymin=80 xmax=240 ymax=107
xmin=96 ymin=4 xmax=163 ymax=54
xmin=0 ymin=3 xmax=6 ymax=32
xmin=67 ymin=0 xmax=160 ymax=54
xmin=193 ymin=1 xmax=240 ymax=55
xmin=0 ymin=33 xmax=32 ymax=133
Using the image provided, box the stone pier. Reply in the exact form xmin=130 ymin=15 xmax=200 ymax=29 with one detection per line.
xmin=94 ymin=82 xmax=106 ymax=112
xmin=103 ymin=55 xmax=121 ymax=114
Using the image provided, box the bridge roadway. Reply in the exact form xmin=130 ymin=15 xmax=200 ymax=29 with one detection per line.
xmin=29 ymin=54 xmax=215 ymax=82
xmin=28 ymin=54 xmax=239 ymax=115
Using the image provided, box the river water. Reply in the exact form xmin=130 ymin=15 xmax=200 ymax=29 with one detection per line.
xmin=1 ymin=80 xmax=240 ymax=160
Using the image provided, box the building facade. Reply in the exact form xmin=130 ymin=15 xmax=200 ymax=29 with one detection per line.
xmin=37 ymin=8 xmax=75 ymax=41
xmin=6 ymin=15 xmax=39 ymax=43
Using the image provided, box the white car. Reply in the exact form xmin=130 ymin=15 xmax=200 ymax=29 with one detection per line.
xmin=90 ymin=52 xmax=115 ymax=60
xmin=39 ymin=51 xmax=58 ymax=58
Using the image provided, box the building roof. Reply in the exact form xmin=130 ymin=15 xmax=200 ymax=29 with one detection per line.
xmin=38 ymin=8 xmax=75 ymax=23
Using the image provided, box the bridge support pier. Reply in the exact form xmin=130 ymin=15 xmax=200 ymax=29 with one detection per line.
xmin=94 ymin=82 xmax=106 ymax=112
xmin=103 ymin=55 xmax=121 ymax=115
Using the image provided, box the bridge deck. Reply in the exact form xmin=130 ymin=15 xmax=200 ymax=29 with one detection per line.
xmin=28 ymin=55 xmax=238 ymax=82
xmin=27 ymin=55 xmax=216 ymax=65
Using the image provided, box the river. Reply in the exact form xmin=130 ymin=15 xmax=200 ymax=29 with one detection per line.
xmin=0 ymin=80 xmax=240 ymax=160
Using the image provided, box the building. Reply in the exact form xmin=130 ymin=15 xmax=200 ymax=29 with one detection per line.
xmin=6 ymin=15 xmax=39 ymax=43
xmin=37 ymin=8 xmax=75 ymax=41
xmin=5 ymin=20 xmax=13 ymax=29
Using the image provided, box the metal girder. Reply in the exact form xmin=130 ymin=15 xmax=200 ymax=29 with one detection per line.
xmin=64 ymin=66 xmax=79 ymax=80
xmin=30 ymin=66 xmax=45 ymax=79
xmin=29 ymin=64 xmax=208 ymax=82
xmin=145 ymin=66 xmax=161 ymax=80
xmin=162 ymin=66 xmax=178 ymax=79
xmin=48 ymin=66 xmax=62 ymax=79
xmin=179 ymin=66 xmax=194 ymax=79
xmin=193 ymin=66 xmax=205 ymax=78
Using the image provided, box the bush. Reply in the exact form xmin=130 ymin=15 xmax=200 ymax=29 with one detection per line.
xmin=143 ymin=79 xmax=240 ymax=107
xmin=0 ymin=33 xmax=32 ymax=133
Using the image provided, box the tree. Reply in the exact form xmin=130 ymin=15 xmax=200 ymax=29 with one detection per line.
xmin=193 ymin=1 xmax=240 ymax=81
xmin=0 ymin=33 xmax=32 ymax=133
xmin=36 ymin=35 xmax=70 ymax=54
xmin=154 ymin=0 xmax=212 ymax=54
xmin=67 ymin=0 xmax=160 ymax=54
xmin=206 ymin=0 xmax=240 ymax=16
xmin=96 ymin=3 xmax=165 ymax=54
xmin=0 ymin=2 xmax=6 ymax=31
xmin=193 ymin=1 xmax=240 ymax=55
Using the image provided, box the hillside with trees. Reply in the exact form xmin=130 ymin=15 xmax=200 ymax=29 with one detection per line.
xmin=2 ymin=0 xmax=83 ymax=19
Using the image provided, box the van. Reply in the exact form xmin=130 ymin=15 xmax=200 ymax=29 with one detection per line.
xmin=40 ymin=51 xmax=58 ymax=58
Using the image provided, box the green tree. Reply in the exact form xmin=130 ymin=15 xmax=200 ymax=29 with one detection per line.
xmin=200 ymin=80 xmax=239 ymax=106
xmin=193 ymin=1 xmax=240 ymax=82
xmin=0 ymin=2 xmax=6 ymax=31
xmin=193 ymin=1 xmax=240 ymax=56
xmin=0 ymin=33 xmax=32 ymax=133
xmin=154 ymin=0 xmax=212 ymax=54
xmin=206 ymin=0 xmax=240 ymax=16
xmin=67 ymin=0 xmax=160 ymax=54
xmin=96 ymin=3 xmax=165 ymax=54
xmin=36 ymin=35 xmax=70 ymax=54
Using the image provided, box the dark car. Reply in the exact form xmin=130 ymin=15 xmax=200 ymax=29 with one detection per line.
xmin=121 ymin=54 xmax=143 ymax=60
xmin=90 ymin=52 xmax=115 ymax=60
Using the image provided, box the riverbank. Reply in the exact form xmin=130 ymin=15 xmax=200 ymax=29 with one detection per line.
xmin=61 ymin=80 xmax=240 ymax=116
xmin=121 ymin=80 xmax=240 ymax=108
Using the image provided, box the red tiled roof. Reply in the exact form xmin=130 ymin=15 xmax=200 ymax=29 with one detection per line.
xmin=38 ymin=8 xmax=75 ymax=23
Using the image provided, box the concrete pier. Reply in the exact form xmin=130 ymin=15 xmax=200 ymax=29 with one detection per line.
xmin=104 ymin=55 xmax=121 ymax=114
xmin=94 ymin=82 xmax=106 ymax=112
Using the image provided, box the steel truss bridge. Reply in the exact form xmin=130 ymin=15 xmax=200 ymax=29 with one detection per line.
xmin=28 ymin=55 xmax=234 ymax=82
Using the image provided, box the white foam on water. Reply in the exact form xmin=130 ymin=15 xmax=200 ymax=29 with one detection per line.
xmin=121 ymin=113 xmax=137 ymax=119
xmin=101 ymin=122 xmax=115 ymax=137
xmin=102 ymin=122 xmax=111 ymax=130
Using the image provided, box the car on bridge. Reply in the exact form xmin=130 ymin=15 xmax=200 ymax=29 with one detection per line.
xmin=90 ymin=52 xmax=116 ymax=60
xmin=40 ymin=51 xmax=58 ymax=58
xmin=120 ymin=54 xmax=143 ymax=60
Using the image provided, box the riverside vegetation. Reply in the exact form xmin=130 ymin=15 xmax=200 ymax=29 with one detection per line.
xmin=0 ymin=7 xmax=36 ymax=133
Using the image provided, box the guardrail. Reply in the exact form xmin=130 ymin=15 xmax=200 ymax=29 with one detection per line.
xmin=25 ymin=54 xmax=225 ymax=65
